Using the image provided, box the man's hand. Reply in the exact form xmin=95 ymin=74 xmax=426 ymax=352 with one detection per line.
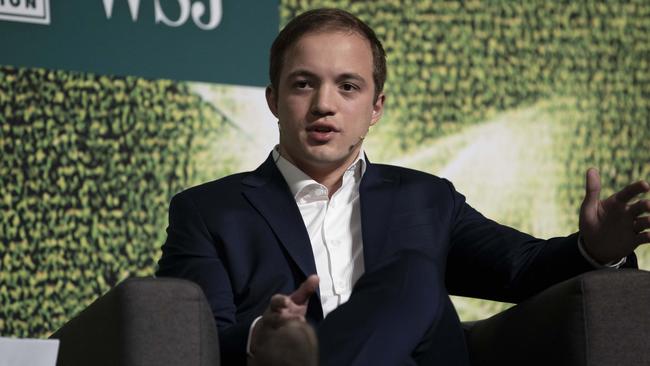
xmin=579 ymin=168 xmax=650 ymax=264
xmin=250 ymin=275 xmax=319 ymax=354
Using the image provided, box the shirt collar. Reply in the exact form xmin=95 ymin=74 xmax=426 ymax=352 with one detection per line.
xmin=272 ymin=146 xmax=367 ymax=199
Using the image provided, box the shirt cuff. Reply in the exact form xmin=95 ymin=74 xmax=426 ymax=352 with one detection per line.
xmin=246 ymin=316 xmax=263 ymax=357
xmin=577 ymin=234 xmax=626 ymax=268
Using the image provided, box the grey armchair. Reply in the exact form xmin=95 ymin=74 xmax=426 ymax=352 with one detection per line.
xmin=464 ymin=269 xmax=650 ymax=365
xmin=51 ymin=269 xmax=650 ymax=366
xmin=51 ymin=277 xmax=220 ymax=366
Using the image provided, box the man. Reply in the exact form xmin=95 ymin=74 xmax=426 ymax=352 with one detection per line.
xmin=157 ymin=8 xmax=650 ymax=366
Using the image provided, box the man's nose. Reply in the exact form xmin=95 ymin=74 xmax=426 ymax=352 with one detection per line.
xmin=310 ymin=85 xmax=336 ymax=117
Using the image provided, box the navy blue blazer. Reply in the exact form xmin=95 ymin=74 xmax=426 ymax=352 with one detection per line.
xmin=157 ymin=154 xmax=624 ymax=363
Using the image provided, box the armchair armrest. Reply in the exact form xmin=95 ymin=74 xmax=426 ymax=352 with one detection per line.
xmin=464 ymin=269 xmax=650 ymax=366
xmin=50 ymin=277 xmax=219 ymax=366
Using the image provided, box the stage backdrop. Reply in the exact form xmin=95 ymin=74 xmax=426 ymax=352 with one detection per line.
xmin=1 ymin=0 xmax=649 ymax=337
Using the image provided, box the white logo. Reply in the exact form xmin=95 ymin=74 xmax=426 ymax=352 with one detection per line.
xmin=0 ymin=0 xmax=50 ymax=25
xmin=102 ymin=0 xmax=223 ymax=30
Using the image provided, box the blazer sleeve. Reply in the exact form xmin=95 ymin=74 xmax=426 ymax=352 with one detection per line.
xmin=443 ymin=179 xmax=637 ymax=303
xmin=156 ymin=190 xmax=252 ymax=365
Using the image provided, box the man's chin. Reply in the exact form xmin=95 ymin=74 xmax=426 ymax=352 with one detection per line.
xmin=306 ymin=141 xmax=360 ymax=156
xmin=304 ymin=151 xmax=358 ymax=168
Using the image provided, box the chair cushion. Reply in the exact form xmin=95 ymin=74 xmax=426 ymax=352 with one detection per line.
xmin=463 ymin=269 xmax=650 ymax=366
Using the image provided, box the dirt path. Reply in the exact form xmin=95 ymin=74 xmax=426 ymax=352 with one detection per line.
xmin=389 ymin=103 xmax=572 ymax=239
xmin=388 ymin=102 xmax=576 ymax=320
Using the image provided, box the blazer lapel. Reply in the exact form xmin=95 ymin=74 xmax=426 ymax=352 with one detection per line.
xmin=241 ymin=155 xmax=318 ymax=278
xmin=359 ymin=159 xmax=399 ymax=272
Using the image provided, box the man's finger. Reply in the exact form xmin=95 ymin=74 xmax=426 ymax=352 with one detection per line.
xmin=630 ymin=199 xmax=650 ymax=217
xmin=634 ymin=216 xmax=650 ymax=232
xmin=615 ymin=180 xmax=650 ymax=203
xmin=278 ymin=306 xmax=307 ymax=320
xmin=583 ymin=168 xmax=601 ymax=210
xmin=269 ymin=294 xmax=289 ymax=312
xmin=290 ymin=275 xmax=320 ymax=305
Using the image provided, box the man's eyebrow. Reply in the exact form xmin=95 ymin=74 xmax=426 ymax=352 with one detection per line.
xmin=337 ymin=73 xmax=367 ymax=85
xmin=285 ymin=69 xmax=318 ymax=80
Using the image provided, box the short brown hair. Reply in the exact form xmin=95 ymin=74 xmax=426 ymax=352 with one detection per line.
xmin=269 ymin=8 xmax=387 ymax=101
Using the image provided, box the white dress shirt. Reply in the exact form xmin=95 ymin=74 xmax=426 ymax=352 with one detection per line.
xmin=273 ymin=148 xmax=366 ymax=317
xmin=246 ymin=149 xmax=367 ymax=356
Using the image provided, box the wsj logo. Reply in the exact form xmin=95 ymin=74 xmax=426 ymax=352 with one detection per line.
xmin=0 ymin=0 xmax=50 ymax=25
xmin=102 ymin=0 xmax=222 ymax=30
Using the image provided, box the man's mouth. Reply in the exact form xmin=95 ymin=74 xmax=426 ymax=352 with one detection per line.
xmin=307 ymin=123 xmax=339 ymax=132
xmin=309 ymin=126 xmax=335 ymax=133
xmin=306 ymin=124 xmax=338 ymax=142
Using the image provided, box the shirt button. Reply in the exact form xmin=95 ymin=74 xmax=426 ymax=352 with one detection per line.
xmin=330 ymin=239 xmax=340 ymax=246
xmin=335 ymin=280 xmax=345 ymax=289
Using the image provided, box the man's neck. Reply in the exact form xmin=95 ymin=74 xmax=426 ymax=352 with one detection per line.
xmin=278 ymin=149 xmax=361 ymax=198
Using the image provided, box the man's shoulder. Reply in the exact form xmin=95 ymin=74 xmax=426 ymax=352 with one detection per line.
xmin=173 ymin=170 xmax=253 ymax=202
xmin=371 ymin=163 xmax=449 ymax=185
xmin=367 ymin=163 xmax=461 ymax=211
xmin=368 ymin=162 xmax=459 ymax=200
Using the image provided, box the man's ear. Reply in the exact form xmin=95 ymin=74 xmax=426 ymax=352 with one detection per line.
xmin=266 ymin=85 xmax=279 ymax=118
xmin=370 ymin=92 xmax=385 ymax=126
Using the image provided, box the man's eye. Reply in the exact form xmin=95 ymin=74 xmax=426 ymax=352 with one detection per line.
xmin=341 ymin=83 xmax=358 ymax=92
xmin=294 ymin=80 xmax=310 ymax=89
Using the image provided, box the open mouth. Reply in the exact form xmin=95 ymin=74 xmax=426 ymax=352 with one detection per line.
xmin=306 ymin=124 xmax=338 ymax=142
xmin=310 ymin=126 xmax=334 ymax=133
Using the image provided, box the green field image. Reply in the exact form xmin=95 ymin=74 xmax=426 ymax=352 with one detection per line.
xmin=1 ymin=0 xmax=649 ymax=338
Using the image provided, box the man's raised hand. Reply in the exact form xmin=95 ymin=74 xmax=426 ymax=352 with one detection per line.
xmin=579 ymin=168 xmax=650 ymax=264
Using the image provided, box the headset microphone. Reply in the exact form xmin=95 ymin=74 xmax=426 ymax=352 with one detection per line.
xmin=349 ymin=130 xmax=368 ymax=151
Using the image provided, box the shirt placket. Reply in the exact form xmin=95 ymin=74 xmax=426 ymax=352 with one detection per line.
xmin=323 ymin=171 xmax=354 ymax=298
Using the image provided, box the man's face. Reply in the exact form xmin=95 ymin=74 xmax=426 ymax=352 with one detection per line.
xmin=266 ymin=31 xmax=385 ymax=175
